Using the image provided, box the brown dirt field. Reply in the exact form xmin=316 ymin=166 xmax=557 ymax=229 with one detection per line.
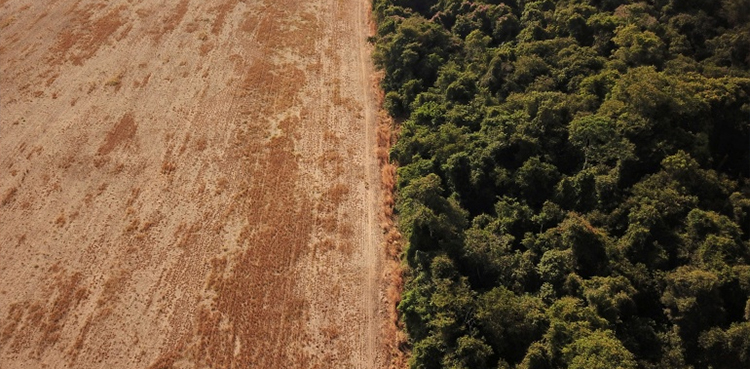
xmin=0 ymin=0 xmax=401 ymax=368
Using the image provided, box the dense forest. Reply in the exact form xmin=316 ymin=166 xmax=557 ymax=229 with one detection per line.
xmin=371 ymin=0 xmax=750 ymax=368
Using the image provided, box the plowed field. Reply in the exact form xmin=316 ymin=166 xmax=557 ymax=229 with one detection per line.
xmin=0 ymin=0 xmax=394 ymax=367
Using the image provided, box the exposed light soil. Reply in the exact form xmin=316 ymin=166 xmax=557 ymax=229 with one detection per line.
xmin=0 ymin=0 xmax=397 ymax=367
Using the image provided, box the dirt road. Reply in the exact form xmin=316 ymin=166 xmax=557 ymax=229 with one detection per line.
xmin=0 ymin=0 xmax=392 ymax=367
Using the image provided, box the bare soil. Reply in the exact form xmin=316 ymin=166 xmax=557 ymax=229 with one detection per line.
xmin=0 ymin=0 xmax=398 ymax=367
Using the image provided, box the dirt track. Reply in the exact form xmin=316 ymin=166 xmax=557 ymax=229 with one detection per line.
xmin=0 ymin=0 xmax=392 ymax=367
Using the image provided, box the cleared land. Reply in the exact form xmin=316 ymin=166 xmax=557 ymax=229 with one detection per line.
xmin=0 ymin=0 xmax=394 ymax=367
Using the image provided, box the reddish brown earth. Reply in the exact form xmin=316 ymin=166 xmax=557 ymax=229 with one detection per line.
xmin=0 ymin=0 xmax=399 ymax=367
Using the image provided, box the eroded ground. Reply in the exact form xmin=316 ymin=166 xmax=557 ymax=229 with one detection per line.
xmin=0 ymin=0 xmax=390 ymax=367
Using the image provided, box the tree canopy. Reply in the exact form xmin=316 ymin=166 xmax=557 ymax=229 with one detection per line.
xmin=373 ymin=0 xmax=750 ymax=368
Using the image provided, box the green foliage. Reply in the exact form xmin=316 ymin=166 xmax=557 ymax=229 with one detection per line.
xmin=563 ymin=330 xmax=638 ymax=369
xmin=582 ymin=276 xmax=636 ymax=324
xmin=373 ymin=0 xmax=750 ymax=367
xmin=699 ymin=322 xmax=750 ymax=368
xmin=568 ymin=115 xmax=634 ymax=170
xmin=612 ymin=25 xmax=666 ymax=68
xmin=476 ymin=287 xmax=548 ymax=362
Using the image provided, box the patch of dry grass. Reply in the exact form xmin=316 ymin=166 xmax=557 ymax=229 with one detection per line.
xmin=1 ymin=186 xmax=17 ymax=206
xmin=373 ymin=68 xmax=408 ymax=368
xmin=98 ymin=113 xmax=137 ymax=156
xmin=52 ymin=5 xmax=127 ymax=66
